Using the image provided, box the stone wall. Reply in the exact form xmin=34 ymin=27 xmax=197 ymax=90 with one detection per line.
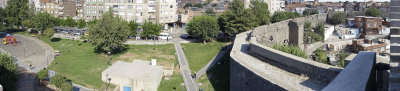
xmin=251 ymin=14 xmax=328 ymax=47
xmin=248 ymin=37 xmax=341 ymax=82
xmin=230 ymin=58 xmax=286 ymax=91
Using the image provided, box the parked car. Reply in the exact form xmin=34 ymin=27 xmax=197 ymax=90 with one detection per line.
xmin=158 ymin=33 xmax=172 ymax=40
xmin=181 ymin=34 xmax=194 ymax=39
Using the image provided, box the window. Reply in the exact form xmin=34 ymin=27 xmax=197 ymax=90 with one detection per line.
xmin=127 ymin=12 xmax=133 ymax=16
xmin=374 ymin=23 xmax=377 ymax=27
xmin=136 ymin=0 xmax=143 ymax=3
xmin=136 ymin=12 xmax=142 ymax=16
xmin=128 ymin=5 xmax=133 ymax=9
xmin=128 ymin=0 xmax=133 ymax=3
xmin=136 ymin=5 xmax=142 ymax=9
xmin=119 ymin=5 xmax=125 ymax=9
xmin=170 ymin=5 xmax=173 ymax=8
xmin=368 ymin=23 xmax=370 ymax=27
xmin=113 ymin=5 xmax=118 ymax=8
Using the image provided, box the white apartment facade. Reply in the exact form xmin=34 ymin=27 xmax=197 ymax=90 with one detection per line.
xmin=0 ymin=0 xmax=7 ymax=9
xmin=84 ymin=0 xmax=177 ymax=26
xmin=243 ymin=0 xmax=283 ymax=15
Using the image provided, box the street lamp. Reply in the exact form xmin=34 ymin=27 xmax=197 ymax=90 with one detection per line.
xmin=107 ymin=52 xmax=111 ymax=65
xmin=106 ymin=77 xmax=111 ymax=91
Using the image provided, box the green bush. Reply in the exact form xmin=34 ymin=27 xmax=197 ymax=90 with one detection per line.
xmin=37 ymin=68 xmax=48 ymax=80
xmin=314 ymin=49 xmax=329 ymax=64
xmin=50 ymin=74 xmax=67 ymax=88
xmin=61 ymin=82 xmax=73 ymax=91
xmin=273 ymin=44 xmax=308 ymax=59
xmin=338 ymin=53 xmax=350 ymax=68
xmin=0 ymin=53 xmax=18 ymax=91
xmin=44 ymin=28 xmax=55 ymax=37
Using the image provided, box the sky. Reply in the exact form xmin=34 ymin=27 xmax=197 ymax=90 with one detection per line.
xmin=304 ymin=0 xmax=390 ymax=2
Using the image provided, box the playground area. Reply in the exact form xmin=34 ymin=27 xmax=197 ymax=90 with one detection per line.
xmin=0 ymin=33 xmax=49 ymax=70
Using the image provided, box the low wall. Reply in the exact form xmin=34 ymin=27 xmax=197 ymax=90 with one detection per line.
xmin=248 ymin=37 xmax=341 ymax=82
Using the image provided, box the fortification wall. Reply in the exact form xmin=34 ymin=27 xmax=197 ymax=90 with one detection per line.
xmin=251 ymin=14 xmax=328 ymax=47
xmin=248 ymin=37 xmax=341 ymax=82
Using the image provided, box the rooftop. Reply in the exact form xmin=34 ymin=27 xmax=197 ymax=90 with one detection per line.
xmin=102 ymin=61 xmax=163 ymax=81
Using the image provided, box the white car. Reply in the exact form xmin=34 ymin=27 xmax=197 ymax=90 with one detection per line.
xmin=158 ymin=33 xmax=172 ymax=40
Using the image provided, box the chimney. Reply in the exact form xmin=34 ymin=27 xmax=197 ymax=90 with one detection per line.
xmin=151 ymin=59 xmax=157 ymax=66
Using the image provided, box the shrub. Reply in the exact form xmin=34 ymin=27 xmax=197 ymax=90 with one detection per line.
xmin=50 ymin=74 xmax=66 ymax=88
xmin=37 ymin=68 xmax=48 ymax=80
xmin=314 ymin=48 xmax=329 ymax=64
xmin=44 ymin=28 xmax=55 ymax=37
xmin=61 ymin=82 xmax=73 ymax=91
xmin=273 ymin=44 xmax=308 ymax=59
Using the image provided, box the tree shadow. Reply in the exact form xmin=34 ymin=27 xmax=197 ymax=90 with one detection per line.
xmin=201 ymin=48 xmax=231 ymax=91
xmin=93 ymin=44 xmax=129 ymax=55
xmin=50 ymin=38 xmax=61 ymax=42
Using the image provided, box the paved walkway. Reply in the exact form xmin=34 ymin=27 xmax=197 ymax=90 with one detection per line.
xmin=173 ymin=40 xmax=198 ymax=91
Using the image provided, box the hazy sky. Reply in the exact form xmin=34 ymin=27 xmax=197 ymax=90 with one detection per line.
xmin=304 ymin=0 xmax=390 ymax=2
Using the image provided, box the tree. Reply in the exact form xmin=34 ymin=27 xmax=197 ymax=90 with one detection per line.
xmin=53 ymin=17 xmax=64 ymax=26
xmin=329 ymin=12 xmax=346 ymax=25
xmin=194 ymin=3 xmax=203 ymax=8
xmin=0 ymin=53 xmax=18 ymax=91
xmin=187 ymin=15 xmax=219 ymax=44
xmin=218 ymin=0 xmax=258 ymax=37
xmin=36 ymin=68 xmax=48 ymax=80
xmin=365 ymin=7 xmax=381 ymax=17
xmin=44 ymin=28 xmax=55 ymax=37
xmin=128 ymin=20 xmax=138 ymax=37
xmin=251 ymin=0 xmax=270 ymax=25
xmin=314 ymin=48 xmax=329 ymax=64
xmin=313 ymin=22 xmax=325 ymax=36
xmin=5 ymin=0 xmax=33 ymax=26
xmin=77 ymin=19 xmax=86 ymax=29
xmin=205 ymin=8 xmax=215 ymax=16
xmin=64 ymin=16 xmax=77 ymax=33
xmin=304 ymin=21 xmax=312 ymax=31
xmin=87 ymin=9 xmax=130 ymax=53
xmin=184 ymin=3 xmax=192 ymax=8
xmin=22 ymin=20 xmax=34 ymax=29
xmin=141 ymin=21 xmax=162 ymax=40
xmin=311 ymin=9 xmax=319 ymax=15
xmin=271 ymin=12 xmax=288 ymax=23
xmin=32 ymin=12 xmax=55 ymax=33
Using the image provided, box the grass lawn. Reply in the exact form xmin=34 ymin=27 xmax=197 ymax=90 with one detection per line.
xmin=181 ymin=42 xmax=228 ymax=72
xmin=158 ymin=71 xmax=185 ymax=91
xmin=39 ymin=36 xmax=181 ymax=90
xmin=197 ymin=49 xmax=230 ymax=91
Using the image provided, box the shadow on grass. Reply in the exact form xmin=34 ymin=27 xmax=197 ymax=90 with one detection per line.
xmin=50 ymin=38 xmax=61 ymax=42
xmin=93 ymin=44 xmax=129 ymax=56
xmin=202 ymin=49 xmax=231 ymax=91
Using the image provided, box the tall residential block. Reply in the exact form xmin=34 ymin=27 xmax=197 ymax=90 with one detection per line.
xmin=390 ymin=0 xmax=400 ymax=90
xmin=98 ymin=0 xmax=177 ymax=26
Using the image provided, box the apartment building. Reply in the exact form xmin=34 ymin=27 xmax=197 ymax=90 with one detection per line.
xmin=243 ymin=0 xmax=283 ymax=14
xmin=101 ymin=0 xmax=177 ymax=26
xmin=84 ymin=0 xmax=105 ymax=20
xmin=63 ymin=0 xmax=77 ymax=17
xmin=354 ymin=16 xmax=383 ymax=35
xmin=77 ymin=0 xmax=85 ymax=19
xmin=390 ymin=0 xmax=400 ymax=90
xmin=40 ymin=0 xmax=64 ymax=17
xmin=0 ymin=0 xmax=7 ymax=9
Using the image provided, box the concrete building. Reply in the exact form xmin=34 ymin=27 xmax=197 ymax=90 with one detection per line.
xmin=40 ymin=0 xmax=64 ymax=17
xmin=284 ymin=3 xmax=305 ymax=14
xmin=62 ymin=0 xmax=76 ymax=17
xmin=243 ymin=0 xmax=284 ymax=14
xmin=84 ymin=0 xmax=105 ymax=20
xmin=84 ymin=0 xmax=177 ymax=26
xmin=390 ymin=0 xmax=400 ymax=90
xmin=0 ymin=0 xmax=7 ymax=9
xmin=286 ymin=0 xmax=303 ymax=4
xmin=354 ymin=16 xmax=383 ymax=35
xmin=102 ymin=61 xmax=163 ymax=91
xmin=76 ymin=0 xmax=85 ymax=19
xmin=350 ymin=39 xmax=388 ymax=53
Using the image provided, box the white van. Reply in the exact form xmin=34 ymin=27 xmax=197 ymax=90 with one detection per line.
xmin=158 ymin=33 xmax=172 ymax=40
